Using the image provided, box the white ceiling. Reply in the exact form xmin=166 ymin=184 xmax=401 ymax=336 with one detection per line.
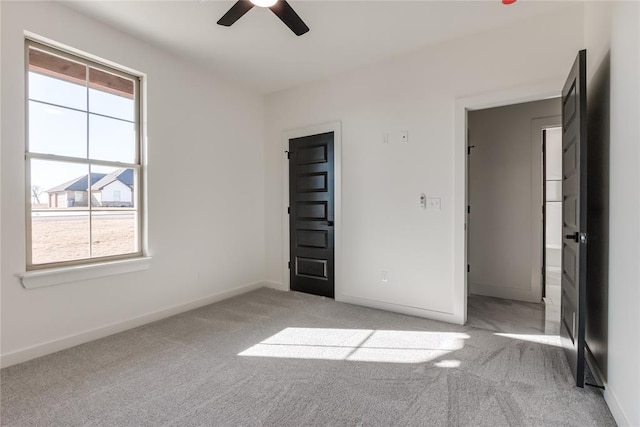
xmin=64 ymin=0 xmax=573 ymax=94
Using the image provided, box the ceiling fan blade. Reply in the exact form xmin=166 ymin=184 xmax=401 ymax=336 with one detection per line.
xmin=269 ymin=0 xmax=309 ymax=36
xmin=217 ymin=1 xmax=255 ymax=27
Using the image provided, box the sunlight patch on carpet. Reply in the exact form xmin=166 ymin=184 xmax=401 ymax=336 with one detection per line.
xmin=434 ymin=359 xmax=461 ymax=368
xmin=238 ymin=328 xmax=469 ymax=363
xmin=495 ymin=333 xmax=561 ymax=347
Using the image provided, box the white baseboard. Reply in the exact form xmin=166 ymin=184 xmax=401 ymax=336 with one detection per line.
xmin=337 ymin=293 xmax=463 ymax=325
xmin=262 ymin=281 xmax=286 ymax=291
xmin=604 ymin=386 xmax=633 ymax=427
xmin=0 ymin=281 xmax=266 ymax=369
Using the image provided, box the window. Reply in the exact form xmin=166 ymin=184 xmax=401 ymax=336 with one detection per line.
xmin=26 ymin=40 xmax=143 ymax=270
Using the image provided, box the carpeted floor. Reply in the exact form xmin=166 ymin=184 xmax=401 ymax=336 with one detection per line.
xmin=1 ymin=288 xmax=615 ymax=426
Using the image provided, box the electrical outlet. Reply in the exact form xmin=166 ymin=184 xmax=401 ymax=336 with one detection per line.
xmin=427 ymin=197 xmax=441 ymax=211
xmin=400 ymin=130 xmax=409 ymax=143
xmin=381 ymin=271 xmax=389 ymax=284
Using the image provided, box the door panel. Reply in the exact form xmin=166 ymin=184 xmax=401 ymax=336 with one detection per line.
xmin=296 ymin=172 xmax=328 ymax=192
xmin=564 ymin=144 xmax=577 ymax=176
xmin=289 ymin=132 xmax=335 ymax=298
xmin=296 ymin=229 xmax=328 ymax=249
xmin=560 ymin=50 xmax=587 ymax=387
xmin=296 ymin=202 xmax=327 ymax=220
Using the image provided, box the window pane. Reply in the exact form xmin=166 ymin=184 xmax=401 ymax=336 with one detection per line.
xmin=90 ymin=165 xmax=136 ymax=208
xmin=91 ymin=211 xmax=137 ymax=258
xmin=89 ymin=115 xmax=135 ymax=163
xmin=89 ymin=67 xmax=134 ymax=121
xmin=29 ymin=72 xmax=87 ymax=111
xmin=29 ymin=60 xmax=87 ymax=111
xmin=28 ymin=47 xmax=87 ymax=111
xmin=31 ymin=211 xmax=89 ymax=265
xmin=30 ymin=160 xmax=89 ymax=209
xmin=29 ymin=101 xmax=87 ymax=158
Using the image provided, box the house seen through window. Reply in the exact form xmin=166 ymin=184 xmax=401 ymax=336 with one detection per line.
xmin=26 ymin=40 xmax=142 ymax=269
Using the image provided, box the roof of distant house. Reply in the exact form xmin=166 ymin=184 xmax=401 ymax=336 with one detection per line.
xmin=91 ymin=169 xmax=134 ymax=190
xmin=46 ymin=169 xmax=134 ymax=193
xmin=46 ymin=173 xmax=106 ymax=193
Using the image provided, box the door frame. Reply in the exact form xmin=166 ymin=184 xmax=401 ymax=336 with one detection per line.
xmin=454 ymin=80 xmax=561 ymax=324
xmin=281 ymin=121 xmax=342 ymax=296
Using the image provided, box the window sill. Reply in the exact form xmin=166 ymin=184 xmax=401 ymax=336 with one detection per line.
xmin=18 ymin=257 xmax=152 ymax=289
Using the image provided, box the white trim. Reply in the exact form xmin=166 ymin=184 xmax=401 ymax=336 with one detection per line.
xmin=604 ymin=387 xmax=632 ymax=427
xmin=454 ymin=79 xmax=562 ymax=325
xmin=531 ymin=116 xmax=562 ymax=301
xmin=262 ymin=280 xmax=285 ymax=290
xmin=19 ymin=256 xmax=152 ymax=289
xmin=281 ymin=121 xmax=342 ymax=297
xmin=0 ymin=280 xmax=266 ymax=368
xmin=339 ymin=294 xmax=462 ymax=325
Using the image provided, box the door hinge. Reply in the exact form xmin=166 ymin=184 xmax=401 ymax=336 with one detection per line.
xmin=467 ymin=145 xmax=476 ymax=155
xmin=467 ymin=205 xmax=471 ymax=214
xmin=288 ymin=261 xmax=291 ymax=269
xmin=285 ymin=150 xmax=293 ymax=159
xmin=287 ymin=207 xmax=290 ymax=214
xmin=467 ymin=264 xmax=470 ymax=273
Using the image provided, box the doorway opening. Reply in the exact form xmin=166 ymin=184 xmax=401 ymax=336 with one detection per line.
xmin=542 ymin=127 xmax=563 ymax=328
xmin=465 ymin=99 xmax=561 ymax=335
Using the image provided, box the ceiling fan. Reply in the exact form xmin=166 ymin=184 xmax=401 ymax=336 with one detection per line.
xmin=217 ymin=0 xmax=515 ymax=36
xmin=217 ymin=0 xmax=310 ymax=36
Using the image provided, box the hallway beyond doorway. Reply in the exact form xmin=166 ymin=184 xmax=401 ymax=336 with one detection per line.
xmin=467 ymin=294 xmax=560 ymax=335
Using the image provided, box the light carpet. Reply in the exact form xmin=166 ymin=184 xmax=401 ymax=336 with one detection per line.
xmin=1 ymin=288 xmax=615 ymax=426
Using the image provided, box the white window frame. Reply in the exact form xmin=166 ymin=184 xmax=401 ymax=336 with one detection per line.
xmin=24 ymin=39 xmax=145 ymax=272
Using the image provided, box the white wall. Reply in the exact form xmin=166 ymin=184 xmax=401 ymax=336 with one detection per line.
xmin=584 ymin=2 xmax=640 ymax=426
xmin=102 ymin=180 xmax=132 ymax=203
xmin=264 ymin=6 xmax=584 ymax=323
xmin=467 ymin=99 xmax=560 ymax=302
xmin=0 ymin=1 xmax=265 ymax=366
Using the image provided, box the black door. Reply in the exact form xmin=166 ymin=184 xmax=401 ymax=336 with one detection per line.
xmin=560 ymin=50 xmax=587 ymax=387
xmin=288 ymin=132 xmax=335 ymax=298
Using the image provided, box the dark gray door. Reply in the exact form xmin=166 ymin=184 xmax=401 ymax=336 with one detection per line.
xmin=288 ymin=132 xmax=335 ymax=298
xmin=560 ymin=50 xmax=587 ymax=387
